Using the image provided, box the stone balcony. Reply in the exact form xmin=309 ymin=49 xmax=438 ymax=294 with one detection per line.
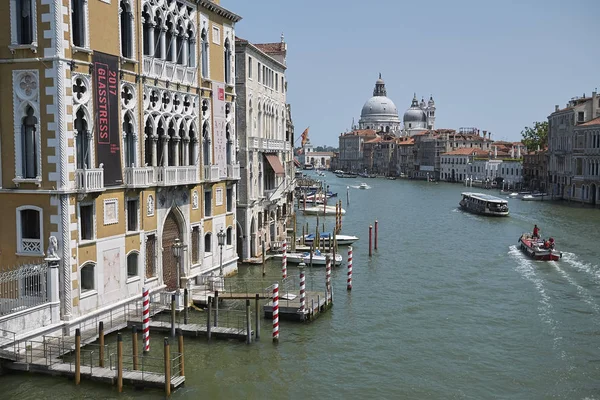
xmin=75 ymin=166 xmax=105 ymax=192
xmin=124 ymin=166 xmax=156 ymax=188
xmin=247 ymin=136 xmax=291 ymax=152
xmin=203 ymin=165 xmax=220 ymax=182
xmin=156 ymin=166 xmax=198 ymax=186
xmin=227 ymin=164 xmax=240 ymax=180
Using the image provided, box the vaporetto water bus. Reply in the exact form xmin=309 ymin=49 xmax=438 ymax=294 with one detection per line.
xmin=459 ymin=192 xmax=510 ymax=217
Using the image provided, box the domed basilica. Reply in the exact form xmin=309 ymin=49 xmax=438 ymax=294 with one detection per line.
xmin=357 ymin=74 xmax=436 ymax=136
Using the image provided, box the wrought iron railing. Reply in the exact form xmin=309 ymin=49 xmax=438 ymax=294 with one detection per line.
xmin=0 ymin=261 xmax=48 ymax=316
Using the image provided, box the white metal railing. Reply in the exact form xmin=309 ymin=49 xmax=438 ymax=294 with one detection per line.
xmin=0 ymin=262 xmax=48 ymax=316
xmin=227 ymin=164 xmax=240 ymax=180
xmin=156 ymin=166 xmax=198 ymax=186
xmin=124 ymin=166 xmax=156 ymax=187
xmin=203 ymin=165 xmax=220 ymax=181
xmin=75 ymin=167 xmax=104 ymax=192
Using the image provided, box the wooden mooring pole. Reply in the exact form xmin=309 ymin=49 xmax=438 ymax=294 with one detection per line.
xmin=117 ymin=333 xmax=123 ymax=393
xmin=206 ymin=296 xmax=212 ymax=341
xmin=246 ymin=299 xmax=251 ymax=344
xmin=164 ymin=338 xmax=171 ymax=397
xmin=369 ymin=225 xmax=373 ymax=257
xmin=170 ymin=293 xmax=176 ymax=337
xmin=177 ymin=328 xmax=185 ymax=377
xmin=374 ymin=220 xmax=378 ymax=250
xmin=214 ymin=290 xmax=219 ymax=327
xmin=255 ymin=294 xmax=260 ymax=340
xmin=75 ymin=328 xmax=81 ymax=385
xmin=262 ymin=242 xmax=266 ymax=276
xmin=132 ymin=325 xmax=139 ymax=370
xmin=98 ymin=321 xmax=105 ymax=367
xmin=184 ymin=288 xmax=189 ymax=325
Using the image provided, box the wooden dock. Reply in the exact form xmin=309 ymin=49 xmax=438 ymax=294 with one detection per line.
xmin=263 ymin=290 xmax=331 ymax=322
xmin=5 ymin=359 xmax=184 ymax=390
xmin=127 ymin=320 xmax=251 ymax=341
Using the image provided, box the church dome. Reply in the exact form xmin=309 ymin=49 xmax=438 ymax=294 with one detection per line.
xmin=403 ymin=94 xmax=427 ymax=123
xmin=361 ymin=96 xmax=399 ymax=118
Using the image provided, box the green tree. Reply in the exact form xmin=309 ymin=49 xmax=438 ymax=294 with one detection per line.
xmin=521 ymin=121 xmax=548 ymax=152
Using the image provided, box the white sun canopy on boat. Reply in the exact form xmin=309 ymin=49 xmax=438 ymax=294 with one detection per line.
xmin=264 ymin=154 xmax=285 ymax=176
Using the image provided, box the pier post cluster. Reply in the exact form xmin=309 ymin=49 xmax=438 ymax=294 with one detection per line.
xmin=142 ymin=287 xmax=150 ymax=352
xmin=273 ymin=283 xmax=280 ymax=342
xmin=282 ymin=239 xmax=287 ymax=280
xmin=347 ymin=246 xmax=353 ymax=291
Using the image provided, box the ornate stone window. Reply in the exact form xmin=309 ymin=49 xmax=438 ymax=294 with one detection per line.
xmin=13 ymin=70 xmax=41 ymax=185
xmin=224 ymin=38 xmax=231 ymax=84
xmin=201 ymin=28 xmax=209 ymax=79
xmin=80 ymin=263 xmax=95 ymax=292
xmin=123 ymin=112 xmax=136 ymax=167
xmin=202 ymin=120 xmax=211 ymax=166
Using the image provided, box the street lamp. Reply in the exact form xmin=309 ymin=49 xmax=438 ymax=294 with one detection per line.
xmin=172 ymin=238 xmax=187 ymax=292
xmin=217 ymin=227 xmax=226 ymax=277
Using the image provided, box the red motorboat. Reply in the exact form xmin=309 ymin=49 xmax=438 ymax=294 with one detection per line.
xmin=518 ymin=234 xmax=562 ymax=261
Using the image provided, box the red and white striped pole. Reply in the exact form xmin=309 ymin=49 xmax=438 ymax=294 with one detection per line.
xmin=299 ymin=262 xmax=306 ymax=313
xmin=281 ymin=239 xmax=287 ymax=279
xmin=142 ymin=287 xmax=150 ymax=352
xmin=272 ymin=283 xmax=279 ymax=342
xmin=347 ymin=246 xmax=353 ymax=291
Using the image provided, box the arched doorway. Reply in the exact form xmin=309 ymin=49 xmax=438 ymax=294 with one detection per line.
xmin=162 ymin=211 xmax=181 ymax=291
xmin=236 ymin=220 xmax=244 ymax=260
xmin=591 ymin=183 xmax=597 ymax=206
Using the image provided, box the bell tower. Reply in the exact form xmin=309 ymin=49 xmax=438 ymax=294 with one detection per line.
xmin=373 ymin=73 xmax=387 ymax=97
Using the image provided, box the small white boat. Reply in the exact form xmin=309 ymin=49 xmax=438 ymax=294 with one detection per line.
xmin=508 ymin=191 xmax=531 ymax=199
xmin=303 ymin=205 xmax=346 ymax=216
xmin=522 ymin=193 xmax=548 ymax=201
xmin=359 ymin=182 xmax=368 ymax=189
xmin=300 ymin=233 xmax=359 ymax=246
xmin=272 ymin=251 xmax=343 ymax=266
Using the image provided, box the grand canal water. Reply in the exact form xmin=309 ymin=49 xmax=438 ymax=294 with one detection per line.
xmin=2 ymin=172 xmax=600 ymax=399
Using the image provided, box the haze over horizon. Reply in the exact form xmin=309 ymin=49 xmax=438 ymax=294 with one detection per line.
xmin=229 ymin=0 xmax=599 ymax=147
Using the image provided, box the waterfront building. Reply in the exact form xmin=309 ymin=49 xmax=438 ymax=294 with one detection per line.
xmin=235 ymin=35 xmax=294 ymax=260
xmin=440 ymin=148 xmax=489 ymax=182
xmin=394 ymin=137 xmax=415 ymax=177
xmin=305 ymin=151 xmax=334 ymax=169
xmin=571 ymin=117 xmax=600 ymax=205
xmin=547 ymin=91 xmax=600 ymax=199
xmin=363 ymin=135 xmax=397 ymax=175
xmin=523 ymin=149 xmax=548 ymax=192
xmin=337 ymin=129 xmax=378 ymax=172
xmin=0 ymin=0 xmax=241 ymax=329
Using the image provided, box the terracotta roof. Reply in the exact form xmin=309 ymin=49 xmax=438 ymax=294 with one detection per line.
xmin=442 ymin=148 xmax=489 ymax=156
xmin=307 ymin=151 xmax=334 ymax=156
xmin=397 ymin=138 xmax=415 ymax=145
xmin=365 ymin=137 xmax=382 ymax=144
xmin=579 ymin=116 xmax=600 ymax=126
xmin=254 ymin=42 xmax=286 ymax=54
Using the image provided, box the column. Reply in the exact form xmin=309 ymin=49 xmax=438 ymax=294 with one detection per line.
xmin=182 ymin=138 xmax=190 ymax=166
xmin=182 ymin=35 xmax=189 ymax=67
xmin=148 ymin=23 xmax=156 ymax=57
xmin=159 ymin=27 xmax=167 ymax=59
xmin=170 ymin=31 xmax=177 ymax=62
xmin=151 ymin=135 xmax=158 ymax=167
xmin=162 ymin=135 xmax=169 ymax=167
xmin=173 ymin=136 xmax=180 ymax=167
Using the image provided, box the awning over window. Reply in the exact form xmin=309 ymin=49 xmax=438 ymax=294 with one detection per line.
xmin=264 ymin=154 xmax=285 ymax=176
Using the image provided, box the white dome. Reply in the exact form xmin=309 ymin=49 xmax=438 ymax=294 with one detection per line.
xmin=361 ymin=96 xmax=399 ymax=118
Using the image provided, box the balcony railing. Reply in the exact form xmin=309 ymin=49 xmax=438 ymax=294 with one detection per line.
xmin=203 ymin=165 xmax=220 ymax=182
xmin=75 ymin=166 xmax=104 ymax=192
xmin=124 ymin=166 xmax=156 ymax=188
xmin=156 ymin=166 xmax=198 ymax=186
xmin=227 ymin=164 xmax=241 ymax=180
xmin=247 ymin=137 xmax=292 ymax=152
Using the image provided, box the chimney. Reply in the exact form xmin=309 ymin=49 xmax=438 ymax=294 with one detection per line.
xmin=517 ymin=145 xmax=521 ymax=158
xmin=555 ymin=105 xmax=559 ymax=112
xmin=494 ymin=146 xmax=497 ymax=158
xmin=483 ymin=130 xmax=487 ymax=138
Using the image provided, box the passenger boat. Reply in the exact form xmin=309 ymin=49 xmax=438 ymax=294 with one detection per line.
xmin=336 ymin=172 xmax=358 ymax=178
xmin=522 ymin=193 xmax=548 ymax=201
xmin=359 ymin=182 xmax=368 ymax=189
xmin=459 ymin=192 xmax=509 ymax=216
xmin=518 ymin=234 xmax=561 ymax=261
xmin=301 ymin=233 xmax=359 ymax=246
xmin=272 ymin=251 xmax=343 ymax=266
xmin=303 ymin=205 xmax=346 ymax=216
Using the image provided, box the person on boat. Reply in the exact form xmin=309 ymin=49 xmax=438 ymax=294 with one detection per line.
xmin=533 ymin=224 xmax=540 ymax=238
xmin=549 ymin=237 xmax=555 ymax=249
xmin=543 ymin=240 xmax=551 ymax=249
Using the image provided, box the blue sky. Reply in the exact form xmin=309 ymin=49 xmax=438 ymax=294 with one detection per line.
xmin=227 ymin=0 xmax=599 ymax=147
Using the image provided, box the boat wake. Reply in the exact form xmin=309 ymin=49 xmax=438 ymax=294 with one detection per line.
xmin=560 ymin=252 xmax=600 ymax=285
xmin=508 ymin=245 xmax=563 ymax=352
xmin=351 ymin=184 xmax=370 ymax=189
xmin=547 ymin=260 xmax=600 ymax=317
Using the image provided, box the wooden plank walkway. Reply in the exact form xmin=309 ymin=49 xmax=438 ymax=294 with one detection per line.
xmin=128 ymin=320 xmax=251 ymax=341
xmin=263 ymin=290 xmax=331 ymax=322
xmin=4 ymin=360 xmax=184 ymax=390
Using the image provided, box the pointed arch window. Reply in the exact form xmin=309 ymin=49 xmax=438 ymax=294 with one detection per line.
xmin=71 ymin=0 xmax=87 ymax=48
xmin=187 ymin=27 xmax=196 ymax=68
xmin=176 ymin=25 xmax=185 ymax=65
xmin=224 ymin=38 xmax=231 ymax=84
xmin=189 ymin=124 xmax=198 ymax=166
xmin=168 ymin=120 xmax=177 ymax=167
xmin=142 ymin=6 xmax=153 ymax=56
xmin=123 ymin=112 xmax=136 ymax=167
xmin=21 ymin=105 xmax=38 ymax=178
xmin=75 ymin=108 xmax=91 ymax=170
xmin=144 ymin=118 xmax=154 ymax=166
xmin=202 ymin=121 xmax=211 ymax=166
xmin=201 ymin=28 xmax=209 ymax=79
xmin=120 ymin=0 xmax=133 ymax=59
xmin=154 ymin=12 xmax=162 ymax=58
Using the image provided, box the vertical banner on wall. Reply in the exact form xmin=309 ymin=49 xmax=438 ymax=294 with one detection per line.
xmin=93 ymin=51 xmax=122 ymax=186
xmin=212 ymin=82 xmax=227 ymax=177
